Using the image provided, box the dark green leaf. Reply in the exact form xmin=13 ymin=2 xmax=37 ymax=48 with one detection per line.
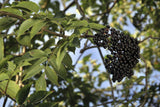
xmin=42 ymin=38 xmax=55 ymax=50
xmin=16 ymin=82 xmax=32 ymax=105
xmin=26 ymin=91 xmax=53 ymax=105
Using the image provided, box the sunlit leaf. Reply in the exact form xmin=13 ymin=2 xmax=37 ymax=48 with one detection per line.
xmin=0 ymin=80 xmax=20 ymax=99
xmin=45 ymin=66 xmax=59 ymax=86
xmin=12 ymin=1 xmax=39 ymax=12
xmin=35 ymin=73 xmax=46 ymax=91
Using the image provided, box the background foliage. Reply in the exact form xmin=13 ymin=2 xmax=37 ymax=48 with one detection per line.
xmin=0 ymin=0 xmax=160 ymax=107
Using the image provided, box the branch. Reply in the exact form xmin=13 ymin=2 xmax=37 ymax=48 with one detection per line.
xmin=42 ymin=28 xmax=68 ymax=37
xmin=139 ymin=35 xmax=160 ymax=43
xmin=74 ymin=0 xmax=85 ymax=18
xmin=3 ymin=96 xmax=8 ymax=107
xmin=138 ymin=56 xmax=149 ymax=107
xmin=80 ymin=46 xmax=97 ymax=53
xmin=97 ymin=47 xmax=115 ymax=105
xmin=107 ymin=0 xmax=117 ymax=13
xmin=63 ymin=1 xmax=75 ymax=12
xmin=0 ymin=11 xmax=25 ymax=21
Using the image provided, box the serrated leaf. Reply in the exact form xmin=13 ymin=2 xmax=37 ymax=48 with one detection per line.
xmin=16 ymin=82 xmax=32 ymax=105
xmin=35 ymin=73 xmax=46 ymax=91
xmin=72 ymin=20 xmax=88 ymax=27
xmin=7 ymin=61 xmax=16 ymax=77
xmin=23 ymin=57 xmax=47 ymax=81
xmin=0 ymin=55 xmax=13 ymax=69
xmin=8 ymin=61 xmax=16 ymax=72
xmin=23 ymin=65 xmax=44 ymax=81
xmin=12 ymin=1 xmax=39 ymax=12
xmin=0 ymin=36 xmax=4 ymax=60
xmin=56 ymin=42 xmax=68 ymax=70
xmin=16 ymin=34 xmax=31 ymax=46
xmin=0 ymin=73 xmax=9 ymax=82
xmin=29 ymin=49 xmax=48 ymax=58
xmin=30 ymin=20 xmax=46 ymax=39
xmin=0 ymin=17 xmax=17 ymax=31
xmin=18 ymin=19 xmax=37 ymax=37
xmin=0 ymin=80 xmax=20 ymax=99
xmin=45 ymin=66 xmax=59 ymax=86
xmin=48 ymin=54 xmax=67 ymax=79
xmin=26 ymin=91 xmax=53 ymax=105
xmin=89 ymin=23 xmax=105 ymax=30
xmin=0 ymin=7 xmax=23 ymax=16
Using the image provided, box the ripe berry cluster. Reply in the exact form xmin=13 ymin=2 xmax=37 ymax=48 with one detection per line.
xmin=93 ymin=25 xmax=140 ymax=82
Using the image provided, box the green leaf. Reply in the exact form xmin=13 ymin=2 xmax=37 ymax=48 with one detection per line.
xmin=69 ymin=37 xmax=80 ymax=47
xmin=62 ymin=53 xmax=73 ymax=69
xmin=16 ymin=34 xmax=31 ymax=46
xmin=18 ymin=19 xmax=37 ymax=37
xmin=36 ymin=102 xmax=58 ymax=107
xmin=8 ymin=61 xmax=16 ymax=72
xmin=23 ymin=57 xmax=47 ymax=81
xmin=23 ymin=65 xmax=44 ymax=82
xmin=45 ymin=66 xmax=59 ymax=86
xmin=42 ymin=38 xmax=55 ymax=50
xmin=0 ymin=17 xmax=17 ymax=31
xmin=29 ymin=49 xmax=48 ymax=58
xmin=35 ymin=73 xmax=46 ymax=91
xmin=0 ymin=7 xmax=23 ymax=16
xmin=30 ymin=20 xmax=46 ymax=39
xmin=71 ymin=20 xmax=88 ymax=27
xmin=7 ymin=61 xmax=16 ymax=77
xmin=0 ymin=73 xmax=9 ymax=82
xmin=12 ymin=1 xmax=39 ymax=12
xmin=26 ymin=91 xmax=53 ymax=105
xmin=56 ymin=42 xmax=68 ymax=70
xmin=16 ymin=82 xmax=32 ymax=105
xmin=0 ymin=80 xmax=20 ymax=99
xmin=0 ymin=55 xmax=13 ymax=69
xmin=0 ymin=36 xmax=4 ymax=60
xmin=89 ymin=23 xmax=105 ymax=30
xmin=48 ymin=54 xmax=67 ymax=79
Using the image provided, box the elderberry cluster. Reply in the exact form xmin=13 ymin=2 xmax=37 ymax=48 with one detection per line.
xmin=93 ymin=25 xmax=140 ymax=82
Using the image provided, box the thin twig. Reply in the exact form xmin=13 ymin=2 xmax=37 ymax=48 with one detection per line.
xmin=80 ymin=46 xmax=97 ymax=53
xmin=138 ymin=56 xmax=149 ymax=107
xmin=3 ymin=96 xmax=8 ymax=107
xmin=139 ymin=35 xmax=160 ymax=43
xmin=97 ymin=47 xmax=115 ymax=105
xmin=74 ymin=0 xmax=85 ymax=18
xmin=0 ymin=11 xmax=25 ymax=21
xmin=63 ymin=1 xmax=75 ymax=12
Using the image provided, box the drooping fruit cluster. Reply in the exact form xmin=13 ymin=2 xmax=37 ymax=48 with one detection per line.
xmin=93 ymin=25 xmax=140 ymax=82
